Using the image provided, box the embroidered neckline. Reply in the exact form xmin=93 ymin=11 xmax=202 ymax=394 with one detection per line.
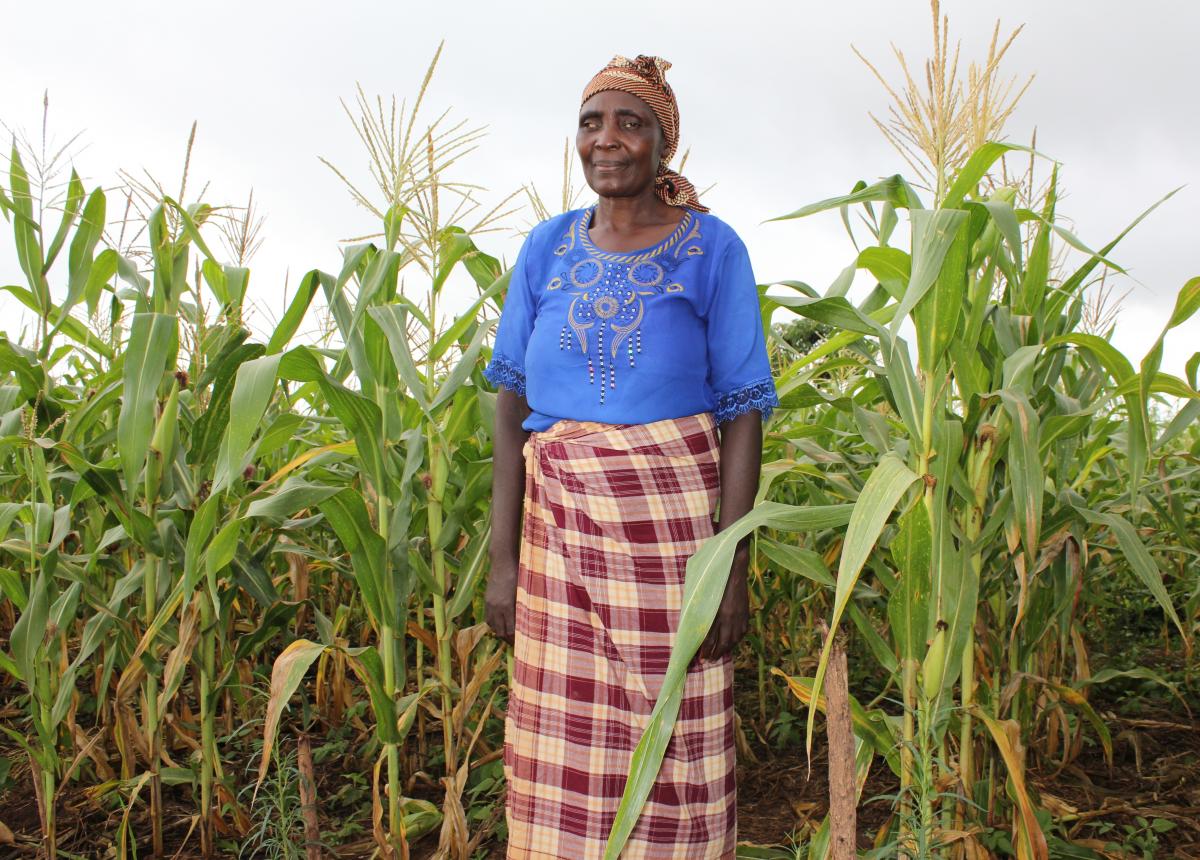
xmin=576 ymin=206 xmax=694 ymax=263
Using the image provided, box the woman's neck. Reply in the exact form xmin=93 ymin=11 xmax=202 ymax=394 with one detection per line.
xmin=592 ymin=192 xmax=679 ymax=232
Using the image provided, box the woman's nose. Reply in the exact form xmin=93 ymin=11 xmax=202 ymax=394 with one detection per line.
xmin=595 ymin=122 xmax=619 ymax=149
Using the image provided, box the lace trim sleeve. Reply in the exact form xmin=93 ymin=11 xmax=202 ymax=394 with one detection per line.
xmin=714 ymin=376 xmax=779 ymax=424
xmin=482 ymin=353 xmax=527 ymax=397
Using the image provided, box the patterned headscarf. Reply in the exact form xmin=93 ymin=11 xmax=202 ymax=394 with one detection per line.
xmin=580 ymin=54 xmax=708 ymax=213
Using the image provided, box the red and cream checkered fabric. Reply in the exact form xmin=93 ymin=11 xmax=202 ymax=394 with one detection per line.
xmin=504 ymin=412 xmax=736 ymax=859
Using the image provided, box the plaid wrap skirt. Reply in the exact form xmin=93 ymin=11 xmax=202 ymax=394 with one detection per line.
xmin=503 ymin=412 xmax=736 ymax=859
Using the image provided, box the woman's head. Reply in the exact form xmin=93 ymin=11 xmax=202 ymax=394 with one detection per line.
xmin=577 ymin=89 xmax=665 ymax=200
xmin=577 ymin=54 xmax=708 ymax=212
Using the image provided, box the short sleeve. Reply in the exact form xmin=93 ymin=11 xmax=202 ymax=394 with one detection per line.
xmin=704 ymin=237 xmax=779 ymax=424
xmin=482 ymin=233 xmax=537 ymax=397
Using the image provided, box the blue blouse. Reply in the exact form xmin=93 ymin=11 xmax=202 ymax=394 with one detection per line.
xmin=482 ymin=205 xmax=779 ymax=432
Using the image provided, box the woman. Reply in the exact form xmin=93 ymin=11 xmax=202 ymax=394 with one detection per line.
xmin=483 ymin=54 xmax=778 ymax=859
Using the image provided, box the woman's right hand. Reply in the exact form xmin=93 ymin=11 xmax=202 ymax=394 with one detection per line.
xmin=485 ymin=557 xmax=519 ymax=645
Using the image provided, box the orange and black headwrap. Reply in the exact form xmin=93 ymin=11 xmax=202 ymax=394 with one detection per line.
xmin=581 ymin=54 xmax=709 ymax=213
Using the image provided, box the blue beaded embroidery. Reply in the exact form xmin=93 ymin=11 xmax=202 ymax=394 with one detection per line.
xmin=714 ymin=377 xmax=780 ymax=424
xmin=553 ymin=207 xmax=699 ymax=406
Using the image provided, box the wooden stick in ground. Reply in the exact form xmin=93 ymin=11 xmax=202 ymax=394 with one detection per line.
xmin=825 ymin=624 xmax=856 ymax=859
xmin=296 ymin=734 xmax=323 ymax=860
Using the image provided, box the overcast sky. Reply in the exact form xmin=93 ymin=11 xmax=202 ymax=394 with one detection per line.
xmin=3 ymin=0 xmax=1198 ymax=381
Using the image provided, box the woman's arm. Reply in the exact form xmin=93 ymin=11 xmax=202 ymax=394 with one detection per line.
xmin=698 ymin=409 xmax=763 ymax=660
xmin=485 ymin=387 xmax=532 ymax=645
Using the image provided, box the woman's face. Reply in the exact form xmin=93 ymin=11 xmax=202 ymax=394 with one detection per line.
xmin=577 ymin=90 xmax=664 ymax=200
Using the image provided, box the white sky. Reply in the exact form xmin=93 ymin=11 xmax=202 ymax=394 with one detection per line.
xmin=3 ymin=0 xmax=1198 ymax=381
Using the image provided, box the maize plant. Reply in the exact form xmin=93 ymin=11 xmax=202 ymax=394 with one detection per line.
xmin=777 ymin=150 xmax=1194 ymax=858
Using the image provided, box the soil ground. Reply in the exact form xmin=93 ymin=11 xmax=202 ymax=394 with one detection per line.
xmin=2 ymin=701 xmax=1198 ymax=858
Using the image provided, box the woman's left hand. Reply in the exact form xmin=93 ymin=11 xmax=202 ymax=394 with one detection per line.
xmin=699 ymin=548 xmax=750 ymax=661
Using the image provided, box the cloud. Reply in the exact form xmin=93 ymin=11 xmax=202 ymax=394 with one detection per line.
xmin=1 ymin=0 xmax=1196 ymax=376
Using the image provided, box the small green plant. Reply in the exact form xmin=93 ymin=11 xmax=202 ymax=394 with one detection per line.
xmin=1090 ymin=816 xmax=1177 ymax=860
xmin=238 ymin=746 xmax=308 ymax=860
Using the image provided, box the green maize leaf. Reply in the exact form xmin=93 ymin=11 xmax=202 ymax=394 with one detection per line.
xmin=184 ymin=496 xmax=221 ymax=589
xmin=224 ymin=266 xmax=250 ymax=308
xmin=446 ymin=524 xmax=492 ymax=620
xmin=767 ymin=174 xmax=923 ymax=222
xmin=319 ymin=488 xmax=389 ymax=629
xmin=857 ymin=246 xmax=911 ymax=300
xmin=51 ymin=567 xmax=141 ymax=724
xmin=1116 ymin=371 xmax=1200 ymax=401
xmin=267 ymin=270 xmax=329 ymax=355
xmin=1078 ymin=666 xmax=1189 ymax=713
xmin=322 ymin=244 xmax=377 ymax=389
xmin=205 ymin=517 xmax=243 ymax=608
xmin=849 ymin=602 xmax=899 ymax=677
xmin=1041 ymin=407 xmax=1099 ymax=460
xmin=246 ymin=478 xmax=342 ymax=522
xmin=605 ymin=502 xmax=854 ymax=858
xmin=161 ymin=197 xmax=222 ymax=265
xmin=1018 ymin=165 xmax=1055 ymax=314
xmin=343 ymin=647 xmax=400 ymax=744
xmin=1074 ymin=507 xmax=1186 ymax=640
xmin=1049 ymin=333 xmax=1147 ymax=497
xmin=1054 ymin=186 xmax=1181 ymax=314
xmin=351 ymin=249 xmax=402 ymax=333
xmin=369 ymin=304 xmax=430 ymax=411
xmin=1139 ymin=275 xmax=1200 ymax=441
xmin=888 ymin=501 xmax=932 ymax=662
xmin=826 ymin=260 xmax=857 ymax=298
xmin=805 ymin=455 xmax=919 ymax=761
xmin=767 ymin=294 xmax=883 ymax=336
xmin=1165 ymin=275 xmax=1200 ymax=330
xmin=0 ymin=566 xmax=25 ymax=611
xmin=201 ymin=258 xmax=229 ymax=305
xmin=894 ymin=208 xmax=968 ymax=337
xmin=1157 ymin=399 xmax=1200 ymax=450
xmin=1045 ymin=223 xmax=1125 ymax=274
xmin=432 ymin=226 xmax=479 ymax=295
xmin=981 ymin=198 xmax=1023 ymax=270
xmin=117 ymin=313 xmax=178 ymax=494
xmin=189 ymin=341 xmax=265 ymax=467
xmin=279 ymin=346 xmax=388 ymax=493
xmin=430 ymin=268 xmax=510 ymax=361
xmin=233 ymin=602 xmax=301 ymax=662
xmin=999 ymin=389 xmax=1043 ymax=566
xmin=8 ymin=144 xmax=45 ymax=309
xmin=147 ymin=204 xmax=180 ymax=308
xmin=2 ymin=284 xmax=114 ymax=361
xmin=759 ymin=538 xmax=835 ymax=587
xmin=10 ymin=566 xmax=50 ymax=684
xmin=213 ymin=353 xmax=281 ymax=495
xmin=383 ymin=203 xmax=406 ymax=250
xmin=59 ymin=186 xmax=106 ymax=321
xmin=913 ymin=207 xmax=968 ymax=372
xmin=942 ymin=141 xmax=1031 ymax=209
xmin=431 ymin=317 xmax=495 ymax=411
xmin=0 ymin=334 xmax=46 ymax=400
xmin=84 ymin=248 xmax=119 ymax=318
xmin=881 ymin=337 xmax=923 ymax=450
